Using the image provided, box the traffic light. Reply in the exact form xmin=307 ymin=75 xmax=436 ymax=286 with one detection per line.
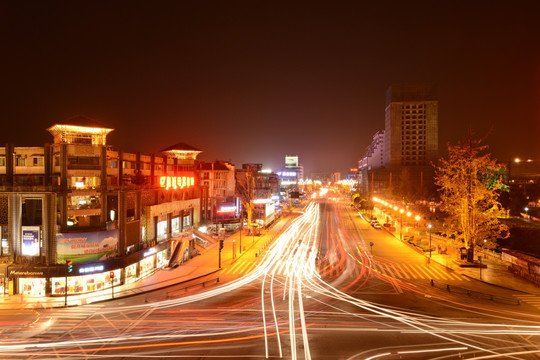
xmin=219 ymin=239 xmax=224 ymax=250
xmin=67 ymin=260 xmax=73 ymax=273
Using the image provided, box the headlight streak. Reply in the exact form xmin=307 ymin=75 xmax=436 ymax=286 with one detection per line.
xmin=4 ymin=200 xmax=540 ymax=359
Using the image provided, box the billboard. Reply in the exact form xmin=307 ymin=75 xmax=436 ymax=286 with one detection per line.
xmin=21 ymin=226 xmax=40 ymax=256
xmin=56 ymin=229 xmax=118 ymax=264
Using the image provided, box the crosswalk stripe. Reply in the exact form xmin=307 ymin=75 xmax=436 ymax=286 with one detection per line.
xmin=381 ymin=264 xmax=399 ymax=278
xmin=412 ymin=264 xmax=430 ymax=279
xmin=428 ymin=266 xmax=452 ymax=280
xmin=446 ymin=271 xmax=467 ymax=281
xmin=394 ymin=264 xmax=411 ymax=279
xmin=374 ymin=263 xmax=387 ymax=275
xmin=404 ymin=264 xmax=424 ymax=278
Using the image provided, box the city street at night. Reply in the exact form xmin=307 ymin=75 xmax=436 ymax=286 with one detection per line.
xmin=2 ymin=195 xmax=540 ymax=359
xmin=2 ymin=2 xmax=540 ymax=359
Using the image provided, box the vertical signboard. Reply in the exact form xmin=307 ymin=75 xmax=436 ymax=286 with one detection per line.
xmin=21 ymin=226 xmax=40 ymax=256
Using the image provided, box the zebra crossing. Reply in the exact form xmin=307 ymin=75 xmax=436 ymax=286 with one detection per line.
xmin=221 ymin=259 xmax=305 ymax=277
xmin=513 ymin=294 xmax=540 ymax=310
xmin=220 ymin=258 xmax=471 ymax=282
xmin=371 ymin=262 xmax=471 ymax=282
xmin=221 ymin=260 xmax=257 ymax=276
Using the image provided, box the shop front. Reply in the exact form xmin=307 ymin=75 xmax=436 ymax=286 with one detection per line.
xmin=125 ymin=263 xmax=137 ymax=284
xmin=171 ymin=216 xmax=181 ymax=237
xmin=139 ymin=251 xmax=156 ymax=278
xmin=51 ymin=268 xmax=121 ymax=295
xmin=19 ymin=277 xmax=47 ymax=297
xmin=156 ymin=248 xmax=169 ymax=268
xmin=156 ymin=215 xmax=168 ymax=242
xmin=7 ymin=266 xmax=63 ymax=297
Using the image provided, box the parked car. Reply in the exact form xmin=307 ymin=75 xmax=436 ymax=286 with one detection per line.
xmin=371 ymin=220 xmax=381 ymax=229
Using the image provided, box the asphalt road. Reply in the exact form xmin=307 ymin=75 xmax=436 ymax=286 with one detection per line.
xmin=2 ymin=195 xmax=540 ymax=359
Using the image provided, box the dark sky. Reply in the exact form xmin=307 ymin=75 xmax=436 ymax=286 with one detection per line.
xmin=2 ymin=1 xmax=539 ymax=176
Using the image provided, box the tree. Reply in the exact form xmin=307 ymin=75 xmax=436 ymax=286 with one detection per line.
xmin=435 ymin=131 xmax=509 ymax=262
xmin=235 ymin=165 xmax=260 ymax=234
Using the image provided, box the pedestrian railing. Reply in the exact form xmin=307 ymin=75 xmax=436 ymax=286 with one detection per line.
xmin=430 ymin=279 xmax=520 ymax=305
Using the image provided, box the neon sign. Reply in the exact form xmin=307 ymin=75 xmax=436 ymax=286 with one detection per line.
xmin=160 ymin=176 xmax=195 ymax=190
xmin=79 ymin=265 xmax=104 ymax=274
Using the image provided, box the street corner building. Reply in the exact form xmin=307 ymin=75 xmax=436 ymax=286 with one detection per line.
xmin=0 ymin=116 xmax=210 ymax=298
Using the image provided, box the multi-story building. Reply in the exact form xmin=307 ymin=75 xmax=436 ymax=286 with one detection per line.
xmin=284 ymin=155 xmax=304 ymax=180
xmin=196 ymin=160 xmax=237 ymax=225
xmin=236 ymin=164 xmax=279 ymax=228
xmin=0 ymin=116 xmax=203 ymax=297
xmin=330 ymin=172 xmax=341 ymax=184
xmin=358 ymin=84 xmax=439 ymax=199
xmin=359 ymin=131 xmax=385 ymax=171
xmin=384 ymin=83 xmax=438 ymax=168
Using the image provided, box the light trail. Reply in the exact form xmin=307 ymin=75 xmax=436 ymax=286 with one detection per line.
xmin=2 ymin=198 xmax=540 ymax=359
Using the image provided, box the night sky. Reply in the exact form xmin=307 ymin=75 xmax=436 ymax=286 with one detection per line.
xmin=2 ymin=1 xmax=539 ymax=176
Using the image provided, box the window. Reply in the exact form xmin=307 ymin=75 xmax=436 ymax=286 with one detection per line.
xmin=0 ymin=157 xmax=5 ymax=166
xmin=33 ymin=157 xmax=44 ymax=166
xmin=16 ymin=157 xmax=26 ymax=166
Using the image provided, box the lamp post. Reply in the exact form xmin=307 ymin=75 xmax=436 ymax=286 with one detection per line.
xmin=525 ymin=207 xmax=529 ymax=220
xmin=399 ymin=209 xmax=404 ymax=241
xmin=428 ymin=224 xmax=432 ymax=262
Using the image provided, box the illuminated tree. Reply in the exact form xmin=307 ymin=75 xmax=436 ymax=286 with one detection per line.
xmin=435 ymin=132 xmax=509 ymax=262
xmin=235 ymin=165 xmax=259 ymax=234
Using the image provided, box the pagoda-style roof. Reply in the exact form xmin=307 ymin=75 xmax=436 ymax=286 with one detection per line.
xmin=53 ymin=115 xmax=112 ymax=129
xmin=161 ymin=142 xmax=202 ymax=161
xmin=161 ymin=143 xmax=202 ymax=152
xmin=47 ymin=115 xmax=114 ymax=145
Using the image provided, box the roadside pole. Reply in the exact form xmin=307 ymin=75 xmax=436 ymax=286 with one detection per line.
xmin=110 ymin=271 xmax=115 ymax=299
xmin=219 ymin=239 xmax=224 ymax=268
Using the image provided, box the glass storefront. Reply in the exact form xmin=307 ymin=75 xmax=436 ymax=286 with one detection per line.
xmin=139 ymin=255 xmax=155 ymax=278
xmin=183 ymin=214 xmax=191 ymax=229
xmin=125 ymin=263 xmax=137 ymax=284
xmin=52 ymin=269 xmax=121 ymax=295
xmin=19 ymin=278 xmax=47 ymax=297
xmin=157 ymin=219 xmax=168 ymax=242
xmin=156 ymin=249 xmax=169 ymax=268
xmin=171 ymin=217 xmax=180 ymax=237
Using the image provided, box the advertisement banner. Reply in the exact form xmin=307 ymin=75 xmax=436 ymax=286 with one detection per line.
xmin=56 ymin=229 xmax=118 ymax=264
xmin=22 ymin=226 xmax=40 ymax=256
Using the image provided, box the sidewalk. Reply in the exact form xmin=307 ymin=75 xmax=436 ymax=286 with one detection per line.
xmin=370 ymin=207 xmax=540 ymax=296
xmin=0 ymin=215 xmax=292 ymax=310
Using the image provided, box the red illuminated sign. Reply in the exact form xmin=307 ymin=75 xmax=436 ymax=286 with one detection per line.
xmin=160 ymin=176 xmax=195 ymax=190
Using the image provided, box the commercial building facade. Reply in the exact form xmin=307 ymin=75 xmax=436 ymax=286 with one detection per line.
xmin=0 ymin=117 xmax=202 ymax=297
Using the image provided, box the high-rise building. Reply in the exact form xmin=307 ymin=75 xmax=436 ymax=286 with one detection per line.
xmin=383 ymin=83 xmax=438 ymax=167
xmin=358 ymin=84 xmax=439 ymax=198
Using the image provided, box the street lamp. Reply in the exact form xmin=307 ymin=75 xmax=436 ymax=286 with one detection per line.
xmin=428 ymin=224 xmax=432 ymax=262
xmin=415 ymin=215 xmax=421 ymax=229
xmin=525 ymin=207 xmax=529 ymax=220
xmin=399 ymin=209 xmax=404 ymax=241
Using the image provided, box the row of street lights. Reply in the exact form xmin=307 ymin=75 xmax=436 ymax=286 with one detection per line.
xmin=372 ymin=197 xmax=433 ymax=258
